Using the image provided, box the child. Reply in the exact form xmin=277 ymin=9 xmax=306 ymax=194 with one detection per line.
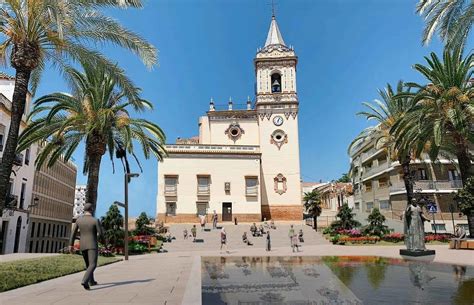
xmin=220 ymin=227 xmax=228 ymax=253
xmin=298 ymin=229 xmax=304 ymax=243
xmin=183 ymin=228 xmax=188 ymax=240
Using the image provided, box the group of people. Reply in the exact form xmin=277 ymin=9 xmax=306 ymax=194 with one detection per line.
xmin=288 ymin=224 xmax=304 ymax=252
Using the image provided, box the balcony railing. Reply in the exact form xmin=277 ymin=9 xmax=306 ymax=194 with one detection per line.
xmin=246 ymin=185 xmax=258 ymax=197
xmin=390 ymin=180 xmax=463 ymax=193
xmin=197 ymin=185 xmax=210 ymax=195
xmin=13 ymin=153 xmax=23 ymax=166
xmin=164 ymin=185 xmax=177 ymax=196
xmin=361 ymin=147 xmax=384 ymax=162
xmin=362 ymin=161 xmax=391 ymax=179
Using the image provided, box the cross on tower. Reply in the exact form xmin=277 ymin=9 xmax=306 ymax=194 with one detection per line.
xmin=268 ymin=0 xmax=278 ymax=17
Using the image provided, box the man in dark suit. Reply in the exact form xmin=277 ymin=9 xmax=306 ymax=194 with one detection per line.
xmin=69 ymin=203 xmax=104 ymax=290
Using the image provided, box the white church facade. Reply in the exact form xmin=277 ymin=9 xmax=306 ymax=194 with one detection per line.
xmin=156 ymin=16 xmax=302 ymax=223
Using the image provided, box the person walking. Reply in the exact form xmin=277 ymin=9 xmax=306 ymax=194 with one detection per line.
xmin=288 ymin=224 xmax=295 ymax=250
xmin=69 ymin=203 xmax=104 ymax=290
xmin=220 ymin=227 xmax=228 ymax=253
xmin=266 ymin=230 xmax=271 ymax=251
xmin=200 ymin=214 xmax=206 ymax=231
xmin=191 ymin=225 xmax=197 ymax=242
xmin=213 ymin=210 xmax=218 ymax=229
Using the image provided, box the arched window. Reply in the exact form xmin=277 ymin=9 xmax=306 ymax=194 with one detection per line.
xmin=271 ymin=73 xmax=281 ymax=93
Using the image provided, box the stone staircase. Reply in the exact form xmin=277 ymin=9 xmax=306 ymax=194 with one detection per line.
xmin=161 ymin=222 xmax=329 ymax=253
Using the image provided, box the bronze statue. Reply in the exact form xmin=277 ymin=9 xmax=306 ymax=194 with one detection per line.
xmin=69 ymin=203 xmax=104 ymax=290
xmin=403 ymin=198 xmax=428 ymax=251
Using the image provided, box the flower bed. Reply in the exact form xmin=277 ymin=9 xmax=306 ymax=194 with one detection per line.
xmin=338 ymin=236 xmax=380 ymax=244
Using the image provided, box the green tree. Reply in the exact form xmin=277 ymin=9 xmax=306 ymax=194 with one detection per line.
xmin=363 ymin=208 xmax=389 ymax=237
xmin=393 ymin=48 xmax=474 ymax=235
xmin=416 ymin=0 xmax=473 ymax=49
xmin=454 ymin=177 xmax=474 ymax=235
xmin=337 ymin=173 xmax=350 ymax=183
xmin=330 ymin=204 xmax=361 ymax=231
xmin=303 ymin=190 xmax=322 ymax=231
xmin=0 ymin=0 xmax=157 ymax=212
xmin=18 ymin=62 xmax=166 ymax=212
xmin=134 ymin=212 xmax=155 ymax=235
xmin=101 ymin=204 xmax=124 ymax=250
xmin=349 ymin=81 xmax=416 ymax=206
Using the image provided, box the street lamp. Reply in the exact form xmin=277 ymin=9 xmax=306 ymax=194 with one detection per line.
xmin=116 ymin=173 xmax=139 ymax=261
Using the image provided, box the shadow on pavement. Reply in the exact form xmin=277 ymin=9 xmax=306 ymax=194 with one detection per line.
xmin=91 ymin=279 xmax=154 ymax=290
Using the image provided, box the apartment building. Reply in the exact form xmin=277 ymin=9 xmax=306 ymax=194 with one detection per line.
xmin=0 ymin=73 xmax=37 ymax=254
xmin=349 ymin=129 xmax=468 ymax=233
xmin=73 ymin=185 xmax=87 ymax=218
xmin=26 ymin=148 xmax=77 ymax=253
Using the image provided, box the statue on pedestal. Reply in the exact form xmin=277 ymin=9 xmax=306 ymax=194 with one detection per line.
xmin=400 ymin=198 xmax=436 ymax=257
xmin=403 ymin=198 xmax=429 ymax=251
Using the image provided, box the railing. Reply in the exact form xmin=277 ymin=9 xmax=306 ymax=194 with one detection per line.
xmin=361 ymin=147 xmax=384 ymax=162
xmin=197 ymin=185 xmax=210 ymax=195
xmin=164 ymin=185 xmax=177 ymax=196
xmin=390 ymin=180 xmax=463 ymax=193
xmin=362 ymin=161 xmax=391 ymax=179
xmin=13 ymin=153 xmax=23 ymax=166
xmin=246 ymin=185 xmax=258 ymax=197
xmin=165 ymin=144 xmax=260 ymax=154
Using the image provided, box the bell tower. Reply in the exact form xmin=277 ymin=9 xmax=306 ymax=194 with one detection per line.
xmin=255 ymin=15 xmax=302 ymax=220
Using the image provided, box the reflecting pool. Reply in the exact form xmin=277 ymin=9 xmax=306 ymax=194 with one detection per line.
xmin=201 ymin=256 xmax=473 ymax=305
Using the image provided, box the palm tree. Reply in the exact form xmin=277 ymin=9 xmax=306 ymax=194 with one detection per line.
xmin=393 ymin=48 xmax=473 ymax=184
xmin=349 ymin=81 xmax=416 ymax=206
xmin=303 ymin=190 xmax=322 ymax=231
xmin=416 ymin=0 xmax=473 ymax=49
xmin=393 ymin=48 xmax=474 ymax=235
xmin=0 ymin=0 xmax=157 ymax=211
xmin=17 ymin=61 xmax=166 ymax=212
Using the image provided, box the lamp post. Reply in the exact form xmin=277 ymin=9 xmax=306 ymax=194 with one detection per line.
xmin=449 ymin=203 xmax=456 ymax=235
xmin=114 ymin=172 xmax=139 ymax=261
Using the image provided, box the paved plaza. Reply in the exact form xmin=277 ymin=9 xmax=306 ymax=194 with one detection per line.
xmin=1 ymin=223 xmax=473 ymax=305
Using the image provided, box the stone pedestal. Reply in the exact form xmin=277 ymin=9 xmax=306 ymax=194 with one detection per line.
xmin=399 ymin=249 xmax=436 ymax=257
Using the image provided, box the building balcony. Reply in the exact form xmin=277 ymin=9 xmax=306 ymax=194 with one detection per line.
xmin=197 ymin=186 xmax=210 ymax=199
xmin=361 ymin=147 xmax=384 ymax=163
xmin=164 ymin=185 xmax=177 ymax=197
xmin=246 ymin=185 xmax=258 ymax=197
xmin=362 ymin=161 xmax=391 ymax=180
xmin=13 ymin=153 xmax=23 ymax=166
xmin=390 ymin=180 xmax=463 ymax=194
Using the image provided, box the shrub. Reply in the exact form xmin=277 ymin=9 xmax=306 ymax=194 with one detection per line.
xmin=363 ymin=208 xmax=389 ymax=237
xmin=323 ymin=227 xmax=334 ymax=235
xmin=330 ymin=204 xmax=361 ymax=231
xmin=425 ymin=233 xmax=453 ymax=243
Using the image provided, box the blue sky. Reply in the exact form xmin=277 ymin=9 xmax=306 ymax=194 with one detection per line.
xmin=10 ymin=0 xmax=449 ymax=218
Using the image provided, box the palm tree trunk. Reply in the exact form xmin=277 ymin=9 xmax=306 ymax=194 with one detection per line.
xmin=400 ymin=157 xmax=414 ymax=206
xmin=0 ymin=69 xmax=31 ymax=211
xmin=86 ymin=152 xmax=103 ymax=215
xmin=313 ymin=216 xmax=317 ymax=231
xmin=456 ymin=147 xmax=473 ymax=237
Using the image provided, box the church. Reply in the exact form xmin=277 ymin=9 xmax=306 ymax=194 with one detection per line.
xmin=156 ymin=15 xmax=302 ymax=223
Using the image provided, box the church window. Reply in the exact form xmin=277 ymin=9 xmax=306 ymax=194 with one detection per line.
xmin=271 ymin=73 xmax=282 ymax=93
xmin=225 ymin=123 xmax=244 ymax=142
xmin=274 ymin=174 xmax=287 ymax=195
xmin=270 ymin=130 xmax=288 ymax=150
xmin=245 ymin=177 xmax=258 ymax=197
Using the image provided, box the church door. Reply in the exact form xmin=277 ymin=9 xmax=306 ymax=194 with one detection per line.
xmin=222 ymin=202 xmax=232 ymax=222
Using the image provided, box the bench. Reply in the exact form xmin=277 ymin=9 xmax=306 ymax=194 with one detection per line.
xmin=449 ymin=239 xmax=474 ymax=249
